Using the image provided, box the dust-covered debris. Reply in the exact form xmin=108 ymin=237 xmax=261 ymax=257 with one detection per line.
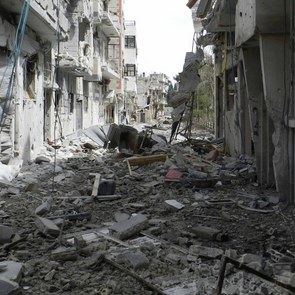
xmin=0 ymin=125 xmax=293 ymax=294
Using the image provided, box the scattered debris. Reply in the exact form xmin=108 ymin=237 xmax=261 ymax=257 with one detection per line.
xmin=0 ymin=125 xmax=292 ymax=294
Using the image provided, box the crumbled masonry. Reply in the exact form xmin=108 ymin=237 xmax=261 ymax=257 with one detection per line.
xmin=0 ymin=126 xmax=294 ymax=294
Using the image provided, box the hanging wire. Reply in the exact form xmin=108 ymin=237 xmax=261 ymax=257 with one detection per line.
xmin=51 ymin=0 xmax=62 ymax=193
xmin=0 ymin=0 xmax=31 ymax=131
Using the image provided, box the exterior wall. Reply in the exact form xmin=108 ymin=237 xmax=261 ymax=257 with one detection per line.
xmin=135 ymin=73 xmax=168 ymax=123
xmin=124 ymin=20 xmax=138 ymax=124
xmin=190 ymin=0 xmax=295 ymax=201
xmin=236 ymin=0 xmax=290 ymax=46
xmin=0 ymin=0 xmax=124 ymax=163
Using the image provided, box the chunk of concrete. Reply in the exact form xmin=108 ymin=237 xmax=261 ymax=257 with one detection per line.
xmin=114 ymin=212 xmax=130 ymax=222
xmin=50 ymin=247 xmax=78 ymax=261
xmin=35 ymin=197 xmax=53 ymax=216
xmin=120 ymin=250 xmax=149 ymax=270
xmin=164 ymin=200 xmax=185 ymax=211
xmin=0 ymin=277 xmax=20 ymax=295
xmin=191 ymin=226 xmax=221 ymax=240
xmin=165 ymin=253 xmax=181 ymax=264
xmin=35 ymin=156 xmax=50 ymax=164
xmin=35 ymin=216 xmax=60 ymax=237
xmin=0 ymin=261 xmax=23 ymax=282
xmin=240 ymin=253 xmax=263 ymax=265
xmin=189 ymin=245 xmax=224 ymax=258
xmin=109 ymin=214 xmax=148 ymax=240
xmin=0 ymin=225 xmax=14 ymax=244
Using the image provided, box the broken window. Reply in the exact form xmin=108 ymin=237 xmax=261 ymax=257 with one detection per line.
xmin=125 ymin=36 xmax=136 ymax=48
xmin=226 ymin=67 xmax=237 ymax=111
xmin=124 ymin=64 xmax=136 ymax=76
xmin=69 ymin=93 xmax=74 ymax=114
xmin=23 ymin=54 xmax=38 ymax=99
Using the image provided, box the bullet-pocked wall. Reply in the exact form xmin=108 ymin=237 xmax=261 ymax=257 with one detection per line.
xmin=189 ymin=0 xmax=294 ymax=202
xmin=0 ymin=0 xmax=126 ymax=163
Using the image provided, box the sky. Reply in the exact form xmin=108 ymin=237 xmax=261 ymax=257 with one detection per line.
xmin=124 ymin=0 xmax=195 ymax=81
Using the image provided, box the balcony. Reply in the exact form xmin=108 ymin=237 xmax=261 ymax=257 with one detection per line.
xmin=101 ymin=11 xmax=119 ymax=37
xmin=202 ymin=0 xmax=237 ymax=33
xmin=0 ymin=0 xmax=69 ymax=41
xmin=101 ymin=59 xmax=120 ymax=80
xmin=84 ymin=56 xmax=102 ymax=82
xmin=58 ymin=41 xmax=92 ymax=76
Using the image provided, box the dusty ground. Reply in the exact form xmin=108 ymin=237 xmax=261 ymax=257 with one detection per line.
xmin=0 ymin=126 xmax=295 ymax=295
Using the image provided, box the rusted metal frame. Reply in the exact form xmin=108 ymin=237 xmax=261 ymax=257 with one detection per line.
xmin=216 ymin=255 xmax=295 ymax=295
xmin=104 ymin=256 xmax=166 ymax=295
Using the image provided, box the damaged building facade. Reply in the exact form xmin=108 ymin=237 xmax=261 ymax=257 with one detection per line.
xmin=123 ymin=19 xmax=137 ymax=124
xmin=136 ymin=73 xmax=170 ymax=124
xmin=188 ymin=0 xmax=295 ymax=202
xmin=0 ymin=0 xmax=125 ymax=163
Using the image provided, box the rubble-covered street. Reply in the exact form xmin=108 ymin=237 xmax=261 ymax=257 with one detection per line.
xmin=0 ymin=125 xmax=294 ymax=295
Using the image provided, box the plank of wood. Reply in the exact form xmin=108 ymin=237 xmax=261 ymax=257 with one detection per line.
xmin=95 ymin=195 xmax=122 ymax=201
xmin=126 ymin=154 xmax=168 ymax=175
xmin=90 ymin=173 xmax=101 ymax=197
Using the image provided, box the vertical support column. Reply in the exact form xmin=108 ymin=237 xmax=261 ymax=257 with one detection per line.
xmin=238 ymin=60 xmax=252 ymax=155
xmin=260 ymin=34 xmax=290 ymax=200
xmin=242 ymin=47 xmax=275 ymax=186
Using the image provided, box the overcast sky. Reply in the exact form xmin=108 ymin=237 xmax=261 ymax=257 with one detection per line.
xmin=124 ymin=0 xmax=195 ymax=81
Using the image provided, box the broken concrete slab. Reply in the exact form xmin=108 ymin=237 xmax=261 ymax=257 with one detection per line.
xmin=35 ymin=197 xmax=53 ymax=216
xmin=189 ymin=245 xmax=224 ymax=258
xmin=165 ymin=253 xmax=181 ymax=265
xmin=114 ymin=212 xmax=130 ymax=222
xmin=164 ymin=200 xmax=185 ymax=211
xmin=0 ymin=277 xmax=21 ymax=295
xmin=50 ymin=247 xmax=78 ymax=261
xmin=0 ymin=261 xmax=23 ymax=282
xmin=120 ymin=250 xmax=149 ymax=270
xmin=35 ymin=216 xmax=60 ymax=237
xmin=190 ymin=226 xmax=228 ymax=242
xmin=0 ymin=225 xmax=14 ymax=244
xmin=109 ymin=214 xmax=148 ymax=240
xmin=240 ymin=253 xmax=263 ymax=265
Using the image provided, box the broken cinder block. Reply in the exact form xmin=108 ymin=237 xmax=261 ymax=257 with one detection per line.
xmin=50 ymin=247 xmax=78 ymax=261
xmin=35 ymin=197 xmax=53 ymax=216
xmin=109 ymin=214 xmax=148 ymax=240
xmin=120 ymin=250 xmax=149 ymax=270
xmin=35 ymin=216 xmax=60 ymax=237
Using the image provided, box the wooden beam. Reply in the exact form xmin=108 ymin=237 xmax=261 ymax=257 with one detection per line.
xmin=90 ymin=173 xmax=101 ymax=197
xmin=187 ymin=0 xmax=198 ymax=9
xmin=126 ymin=154 xmax=168 ymax=175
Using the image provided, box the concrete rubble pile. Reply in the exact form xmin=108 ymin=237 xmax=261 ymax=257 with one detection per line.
xmin=0 ymin=125 xmax=294 ymax=294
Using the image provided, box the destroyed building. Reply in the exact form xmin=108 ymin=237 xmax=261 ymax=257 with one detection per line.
xmin=187 ymin=0 xmax=295 ymax=203
xmin=123 ymin=20 xmax=138 ymax=124
xmin=136 ymin=73 xmax=170 ymax=124
xmin=0 ymin=0 xmax=127 ymax=163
